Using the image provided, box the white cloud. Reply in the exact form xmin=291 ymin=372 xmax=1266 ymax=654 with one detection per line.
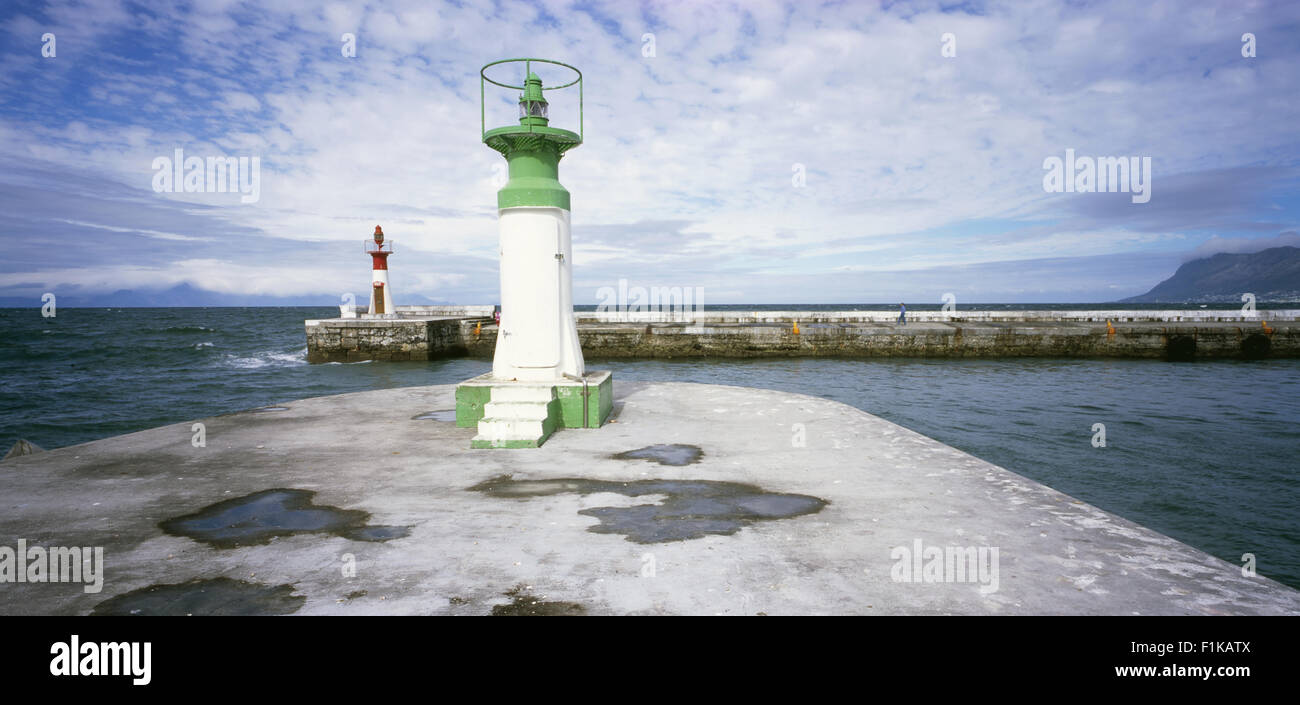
xmin=2 ymin=0 xmax=1298 ymax=302
xmin=55 ymin=219 xmax=212 ymax=242
xmin=1186 ymin=231 xmax=1300 ymax=261
xmin=223 ymin=91 xmax=262 ymax=112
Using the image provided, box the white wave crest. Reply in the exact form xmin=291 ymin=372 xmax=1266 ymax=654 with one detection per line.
xmin=223 ymin=347 xmax=307 ymax=369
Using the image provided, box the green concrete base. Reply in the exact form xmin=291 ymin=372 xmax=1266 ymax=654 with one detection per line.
xmin=471 ymin=438 xmax=540 ymax=449
xmin=555 ymin=372 xmax=614 ymax=429
xmin=455 ymin=384 xmax=491 ymax=428
xmin=456 ymin=371 xmax=613 ymax=449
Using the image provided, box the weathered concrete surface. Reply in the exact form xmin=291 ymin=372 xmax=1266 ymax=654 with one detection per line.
xmin=4 ymin=382 xmax=1297 ymax=616
xmin=3 ymin=439 xmax=43 ymax=460
xmin=308 ymin=310 xmax=1300 ymax=361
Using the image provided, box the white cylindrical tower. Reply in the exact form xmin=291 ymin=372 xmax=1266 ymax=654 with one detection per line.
xmin=484 ymin=67 xmax=584 ymax=381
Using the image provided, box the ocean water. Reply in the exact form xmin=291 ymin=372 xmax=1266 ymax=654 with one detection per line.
xmin=2 ymin=306 xmax=1297 ymax=590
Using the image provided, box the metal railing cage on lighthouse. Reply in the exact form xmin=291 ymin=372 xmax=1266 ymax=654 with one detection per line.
xmin=480 ymin=58 xmax=583 ymax=145
xmin=364 ymin=240 xmax=394 ymax=253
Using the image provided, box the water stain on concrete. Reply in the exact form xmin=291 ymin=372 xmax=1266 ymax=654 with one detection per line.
xmin=612 ymin=443 xmax=703 ymax=466
xmin=159 ymin=488 xmax=408 ymax=548
xmin=340 ymin=525 xmax=411 ymax=541
xmin=491 ymin=585 xmax=584 ymax=616
xmin=469 ymin=475 xmax=827 ymax=543
xmin=91 ymin=577 xmax=304 ymax=616
xmin=412 ymin=410 xmax=457 ymax=421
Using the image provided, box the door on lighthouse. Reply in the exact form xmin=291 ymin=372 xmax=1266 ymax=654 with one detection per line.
xmin=499 ymin=209 xmax=561 ymax=368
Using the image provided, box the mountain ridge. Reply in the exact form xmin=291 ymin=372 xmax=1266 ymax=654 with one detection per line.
xmin=1120 ymin=246 xmax=1300 ymax=303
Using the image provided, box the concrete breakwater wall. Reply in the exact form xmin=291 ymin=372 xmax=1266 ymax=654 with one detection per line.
xmin=339 ymin=304 xmax=496 ymax=319
xmin=305 ymin=317 xmax=470 ymax=362
xmin=576 ymin=309 xmax=1300 ymax=324
xmin=306 ymin=310 xmax=1300 ymax=362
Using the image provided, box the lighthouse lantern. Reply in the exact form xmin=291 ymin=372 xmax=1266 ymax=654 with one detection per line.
xmin=518 ymin=71 xmax=549 ymax=120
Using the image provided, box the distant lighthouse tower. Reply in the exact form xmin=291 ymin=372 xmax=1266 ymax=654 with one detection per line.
xmin=455 ymin=59 xmax=612 ymax=448
xmin=367 ymin=225 xmax=395 ymax=317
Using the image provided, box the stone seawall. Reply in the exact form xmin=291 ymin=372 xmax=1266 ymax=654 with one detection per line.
xmin=308 ymin=310 xmax=1300 ymax=362
xmin=576 ymin=309 xmax=1300 ymax=324
xmin=305 ymin=318 xmax=469 ymax=363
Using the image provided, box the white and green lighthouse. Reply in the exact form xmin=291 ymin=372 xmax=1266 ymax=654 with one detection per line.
xmin=456 ymin=58 xmax=612 ymax=448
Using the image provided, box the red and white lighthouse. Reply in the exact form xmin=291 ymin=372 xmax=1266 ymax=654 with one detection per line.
xmin=367 ymin=225 xmax=395 ymax=316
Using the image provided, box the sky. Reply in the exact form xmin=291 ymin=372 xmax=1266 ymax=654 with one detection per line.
xmin=1 ymin=0 xmax=1298 ymax=306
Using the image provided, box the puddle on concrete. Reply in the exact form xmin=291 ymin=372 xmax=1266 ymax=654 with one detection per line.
xmin=250 ymin=406 xmax=290 ymax=413
xmin=412 ymin=410 xmax=457 ymax=421
xmin=341 ymin=525 xmax=411 ymax=541
xmin=612 ymin=443 xmax=703 ymax=466
xmin=491 ymin=585 xmax=584 ymax=616
xmin=159 ymin=488 xmax=409 ymax=548
xmin=469 ymin=475 xmax=827 ymax=543
xmin=91 ymin=577 xmax=304 ymax=616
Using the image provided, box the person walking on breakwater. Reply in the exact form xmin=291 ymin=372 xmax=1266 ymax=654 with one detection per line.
xmin=898 ymin=303 xmax=907 ymax=326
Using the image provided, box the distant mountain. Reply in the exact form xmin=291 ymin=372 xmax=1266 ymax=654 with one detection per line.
xmin=1121 ymin=246 xmax=1300 ymax=303
xmin=0 ymin=283 xmax=453 ymax=308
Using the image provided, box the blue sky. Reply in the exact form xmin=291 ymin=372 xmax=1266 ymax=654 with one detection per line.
xmin=1 ymin=0 xmax=1298 ymax=305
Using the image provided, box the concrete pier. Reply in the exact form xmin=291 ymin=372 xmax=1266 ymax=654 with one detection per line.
xmin=305 ymin=316 xmax=471 ymax=363
xmin=307 ymin=309 xmax=1300 ymax=362
xmin=2 ymin=382 xmax=1296 ymax=615
xmin=305 ymin=305 xmax=496 ymax=363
